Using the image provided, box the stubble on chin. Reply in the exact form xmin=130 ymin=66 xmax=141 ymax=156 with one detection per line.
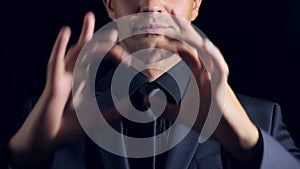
xmin=121 ymin=34 xmax=169 ymax=53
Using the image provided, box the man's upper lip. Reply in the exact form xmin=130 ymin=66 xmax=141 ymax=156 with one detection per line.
xmin=134 ymin=23 xmax=169 ymax=31
xmin=140 ymin=24 xmax=168 ymax=29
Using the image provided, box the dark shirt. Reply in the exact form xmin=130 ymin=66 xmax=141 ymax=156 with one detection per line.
xmin=1 ymin=60 xmax=300 ymax=169
xmin=95 ymin=60 xmax=190 ymax=169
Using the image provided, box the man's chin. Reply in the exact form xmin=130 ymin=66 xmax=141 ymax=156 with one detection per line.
xmin=123 ymin=34 xmax=168 ymax=52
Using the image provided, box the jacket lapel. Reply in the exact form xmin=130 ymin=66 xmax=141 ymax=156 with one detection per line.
xmin=97 ymin=148 xmax=130 ymax=169
xmin=164 ymin=124 xmax=200 ymax=169
xmin=164 ymin=123 xmax=223 ymax=169
xmin=191 ymin=139 xmax=223 ymax=169
xmin=90 ymin=122 xmax=130 ymax=169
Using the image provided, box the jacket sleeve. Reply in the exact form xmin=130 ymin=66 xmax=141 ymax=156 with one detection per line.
xmin=0 ymin=97 xmax=40 ymax=169
xmin=259 ymin=103 xmax=300 ymax=169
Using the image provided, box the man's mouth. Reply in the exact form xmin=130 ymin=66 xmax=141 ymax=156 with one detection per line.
xmin=133 ymin=24 xmax=169 ymax=34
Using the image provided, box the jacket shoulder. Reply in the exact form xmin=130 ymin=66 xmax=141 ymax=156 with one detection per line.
xmin=236 ymin=93 xmax=277 ymax=133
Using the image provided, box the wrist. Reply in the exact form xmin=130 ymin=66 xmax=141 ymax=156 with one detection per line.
xmin=213 ymin=85 xmax=260 ymax=162
xmin=214 ymin=119 xmax=260 ymax=162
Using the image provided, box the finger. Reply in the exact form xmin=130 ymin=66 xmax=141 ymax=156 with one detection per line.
xmin=203 ymin=39 xmax=229 ymax=77
xmin=154 ymin=40 xmax=203 ymax=72
xmin=170 ymin=11 xmax=227 ymax=78
xmin=78 ymin=11 xmax=95 ymax=47
xmin=79 ymin=43 xmax=130 ymax=76
xmin=88 ymin=30 xmax=130 ymax=66
xmin=48 ymin=26 xmax=71 ymax=73
xmin=170 ymin=10 xmax=204 ymax=41
xmin=80 ymin=30 xmax=128 ymax=65
xmin=92 ymin=28 xmax=118 ymax=43
xmin=106 ymin=44 xmax=130 ymax=66
xmin=169 ymin=10 xmax=185 ymax=32
xmin=169 ymin=10 xmax=210 ymax=61
xmin=65 ymin=12 xmax=96 ymax=71
xmin=168 ymin=11 xmax=214 ymax=72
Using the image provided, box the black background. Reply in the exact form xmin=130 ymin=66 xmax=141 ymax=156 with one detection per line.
xmin=1 ymin=0 xmax=300 ymax=148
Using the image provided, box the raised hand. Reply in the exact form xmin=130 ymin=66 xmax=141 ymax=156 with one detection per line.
xmin=8 ymin=12 xmax=97 ymax=168
xmin=152 ymin=11 xmax=260 ymax=162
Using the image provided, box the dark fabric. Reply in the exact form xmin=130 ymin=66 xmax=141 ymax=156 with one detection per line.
xmin=126 ymin=83 xmax=169 ymax=169
xmin=119 ymin=63 xmax=186 ymax=169
xmin=1 ymin=61 xmax=300 ymax=168
xmin=2 ymin=94 xmax=300 ymax=169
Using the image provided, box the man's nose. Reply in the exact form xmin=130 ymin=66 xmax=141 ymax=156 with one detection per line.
xmin=139 ymin=0 xmax=166 ymax=13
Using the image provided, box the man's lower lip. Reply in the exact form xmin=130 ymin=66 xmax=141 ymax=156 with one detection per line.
xmin=135 ymin=28 xmax=167 ymax=34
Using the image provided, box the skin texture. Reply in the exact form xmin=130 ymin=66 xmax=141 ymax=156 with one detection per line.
xmin=104 ymin=0 xmax=201 ymax=81
xmin=103 ymin=0 xmax=259 ymax=161
xmin=8 ymin=0 xmax=260 ymax=168
xmin=105 ymin=0 xmax=199 ymax=53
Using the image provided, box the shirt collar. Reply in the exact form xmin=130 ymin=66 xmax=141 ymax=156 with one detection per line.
xmin=154 ymin=61 xmax=190 ymax=104
xmin=128 ymin=61 xmax=190 ymax=105
xmin=96 ymin=61 xmax=191 ymax=105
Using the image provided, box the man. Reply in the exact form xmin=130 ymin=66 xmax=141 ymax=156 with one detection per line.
xmin=2 ymin=0 xmax=300 ymax=168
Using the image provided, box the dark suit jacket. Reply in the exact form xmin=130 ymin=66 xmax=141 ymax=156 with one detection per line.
xmin=13 ymin=94 xmax=294 ymax=169
xmin=1 ymin=60 xmax=299 ymax=169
